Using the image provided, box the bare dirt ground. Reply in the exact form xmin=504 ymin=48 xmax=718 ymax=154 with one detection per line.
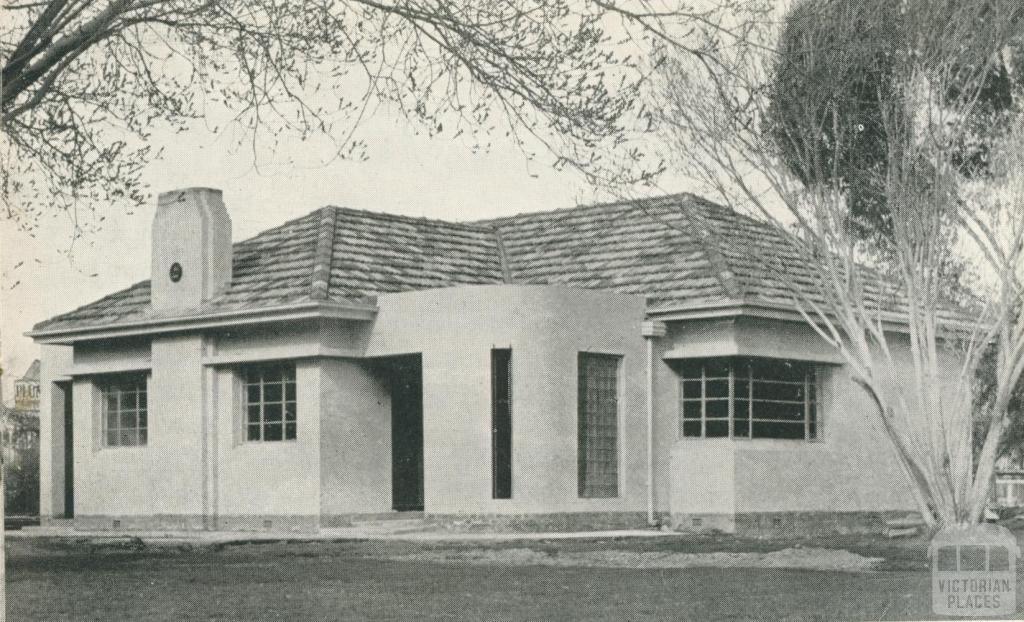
xmin=386 ymin=545 xmax=884 ymax=572
xmin=12 ymin=528 xmax=1024 ymax=622
xmin=4 ymin=531 xmax=1017 ymax=620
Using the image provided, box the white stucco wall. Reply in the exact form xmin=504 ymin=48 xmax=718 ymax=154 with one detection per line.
xmin=214 ymin=361 xmax=322 ymax=524
xmin=38 ymin=344 xmax=73 ymax=520
xmin=656 ymin=317 xmax=920 ymax=521
xmin=319 ymin=359 xmax=392 ymax=516
xmin=366 ymin=285 xmax=650 ymax=516
xmin=73 ymin=335 xmax=205 ymax=520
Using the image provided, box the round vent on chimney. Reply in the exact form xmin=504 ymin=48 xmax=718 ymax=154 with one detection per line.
xmin=169 ymin=262 xmax=183 ymax=282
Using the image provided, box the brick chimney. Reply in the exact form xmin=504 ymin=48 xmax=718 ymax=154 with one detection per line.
xmin=151 ymin=187 xmax=232 ymax=312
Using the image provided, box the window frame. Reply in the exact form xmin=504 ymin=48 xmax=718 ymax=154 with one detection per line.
xmin=491 ymin=348 xmax=513 ymax=500
xmin=679 ymin=357 xmax=820 ymax=442
xmin=241 ymin=362 xmax=298 ymax=443
xmin=99 ymin=373 xmax=149 ymax=448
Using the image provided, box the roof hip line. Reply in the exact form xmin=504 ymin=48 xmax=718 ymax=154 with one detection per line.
xmin=674 ymin=201 xmax=744 ymax=301
xmin=310 ymin=206 xmax=339 ymax=300
xmin=493 ymin=227 xmax=514 ymax=284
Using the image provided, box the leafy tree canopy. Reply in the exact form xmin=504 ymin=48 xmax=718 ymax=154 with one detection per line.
xmin=765 ymin=0 xmax=1023 ymax=237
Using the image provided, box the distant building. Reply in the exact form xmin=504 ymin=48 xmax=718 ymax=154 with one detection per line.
xmin=13 ymin=360 xmax=40 ymax=411
xmin=4 ymin=360 xmax=41 ymax=515
xmin=994 ymin=451 xmax=1024 ymax=508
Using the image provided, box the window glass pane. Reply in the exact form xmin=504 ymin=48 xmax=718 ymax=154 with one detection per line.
xmin=960 ymin=546 xmax=986 ymax=571
xmin=106 ymin=430 xmax=119 ymax=446
xmin=808 ymin=421 xmax=817 ymax=440
xmin=285 ymin=423 xmax=297 ymax=440
xmin=260 ymin=367 xmax=284 ymax=383
xmin=706 ymin=420 xmax=729 ymax=437
xmin=138 ymin=429 xmax=147 ymax=445
xmin=752 ymin=401 xmax=806 ymax=422
xmin=247 ymin=384 xmax=261 ymax=404
xmin=706 ymin=380 xmax=729 ymax=399
xmin=122 ymin=392 xmax=137 ymax=409
xmin=682 ymin=421 xmax=702 ymax=438
xmin=247 ymin=404 xmax=261 ymax=425
xmin=284 ymin=405 xmax=297 ymax=422
xmin=735 ymin=399 xmax=750 ymax=420
xmin=264 ymin=403 xmax=283 ymax=422
xmin=753 ymin=381 xmax=805 ymax=402
xmin=735 ymin=380 xmax=750 ymax=398
xmin=120 ymin=411 xmax=137 ymax=429
xmin=681 ymin=380 xmax=702 ymax=399
xmin=682 ymin=400 xmax=702 ymax=420
xmin=120 ymin=430 xmax=137 ymax=446
xmin=247 ymin=425 xmax=262 ymax=441
xmin=937 ymin=546 xmax=958 ymax=571
xmin=138 ymin=410 xmax=147 ymax=427
xmin=750 ymin=359 xmax=807 ymax=382
xmin=752 ymin=421 xmax=806 ymax=439
xmin=680 ymin=360 xmax=703 ymax=379
xmin=704 ymin=359 xmax=730 ymax=378
xmin=285 ymin=383 xmax=296 ymax=402
xmin=264 ymin=423 xmax=283 ymax=442
xmin=705 ymin=400 xmax=729 ymax=419
xmin=138 ymin=391 xmax=147 ymax=409
xmin=989 ymin=546 xmax=1010 ymax=571
xmin=106 ymin=394 xmax=119 ymax=412
xmin=264 ymin=383 xmax=283 ymax=403
xmin=734 ymin=417 xmax=751 ymax=438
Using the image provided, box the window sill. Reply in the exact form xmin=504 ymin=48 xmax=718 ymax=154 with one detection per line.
xmin=676 ymin=437 xmax=824 ymax=446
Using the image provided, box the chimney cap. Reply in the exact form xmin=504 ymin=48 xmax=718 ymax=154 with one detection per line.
xmin=157 ymin=187 xmax=223 ymax=204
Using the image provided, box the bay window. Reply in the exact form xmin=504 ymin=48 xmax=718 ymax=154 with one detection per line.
xmin=679 ymin=357 xmax=818 ymax=441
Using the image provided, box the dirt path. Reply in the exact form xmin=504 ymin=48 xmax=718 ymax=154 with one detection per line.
xmin=388 ymin=545 xmax=884 ymax=572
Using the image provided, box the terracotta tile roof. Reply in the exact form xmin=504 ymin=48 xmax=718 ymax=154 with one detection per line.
xmin=31 ymin=192 xmax=926 ymax=334
xmin=482 ymin=194 xmax=742 ymax=310
xmin=326 ymin=207 xmax=504 ymax=301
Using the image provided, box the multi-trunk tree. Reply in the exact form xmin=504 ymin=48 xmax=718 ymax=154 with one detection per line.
xmin=658 ymin=0 xmax=1023 ymax=527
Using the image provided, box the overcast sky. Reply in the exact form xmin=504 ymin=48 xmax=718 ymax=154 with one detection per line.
xmin=0 ymin=99 xmax=692 ymax=398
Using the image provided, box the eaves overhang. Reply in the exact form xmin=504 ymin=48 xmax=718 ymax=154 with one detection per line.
xmin=645 ymin=299 xmax=978 ymax=334
xmin=26 ymin=300 xmax=379 ymax=345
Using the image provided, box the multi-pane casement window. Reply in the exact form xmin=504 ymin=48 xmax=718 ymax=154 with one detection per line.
xmin=679 ymin=358 xmax=818 ymax=441
xmin=578 ymin=353 xmax=620 ymax=498
xmin=101 ymin=374 xmax=148 ymax=447
xmin=243 ymin=364 xmax=297 ymax=442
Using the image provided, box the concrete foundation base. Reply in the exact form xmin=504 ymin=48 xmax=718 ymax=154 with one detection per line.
xmin=424 ymin=511 xmax=661 ymax=532
xmin=72 ymin=514 xmax=319 ymax=533
xmin=671 ymin=510 xmax=920 ymax=536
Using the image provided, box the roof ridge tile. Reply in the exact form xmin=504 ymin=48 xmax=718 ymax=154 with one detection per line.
xmin=310 ymin=207 xmax=338 ymax=300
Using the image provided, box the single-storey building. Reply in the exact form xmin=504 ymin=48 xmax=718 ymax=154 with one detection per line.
xmin=30 ymin=187 xmax=920 ymax=533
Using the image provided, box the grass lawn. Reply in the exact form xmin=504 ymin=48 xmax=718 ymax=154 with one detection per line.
xmin=4 ymin=534 xmax=1017 ymax=621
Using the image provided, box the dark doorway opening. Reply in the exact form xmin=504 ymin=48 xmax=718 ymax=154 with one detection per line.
xmin=378 ymin=355 xmax=424 ymax=512
xmin=58 ymin=382 xmax=74 ymax=518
